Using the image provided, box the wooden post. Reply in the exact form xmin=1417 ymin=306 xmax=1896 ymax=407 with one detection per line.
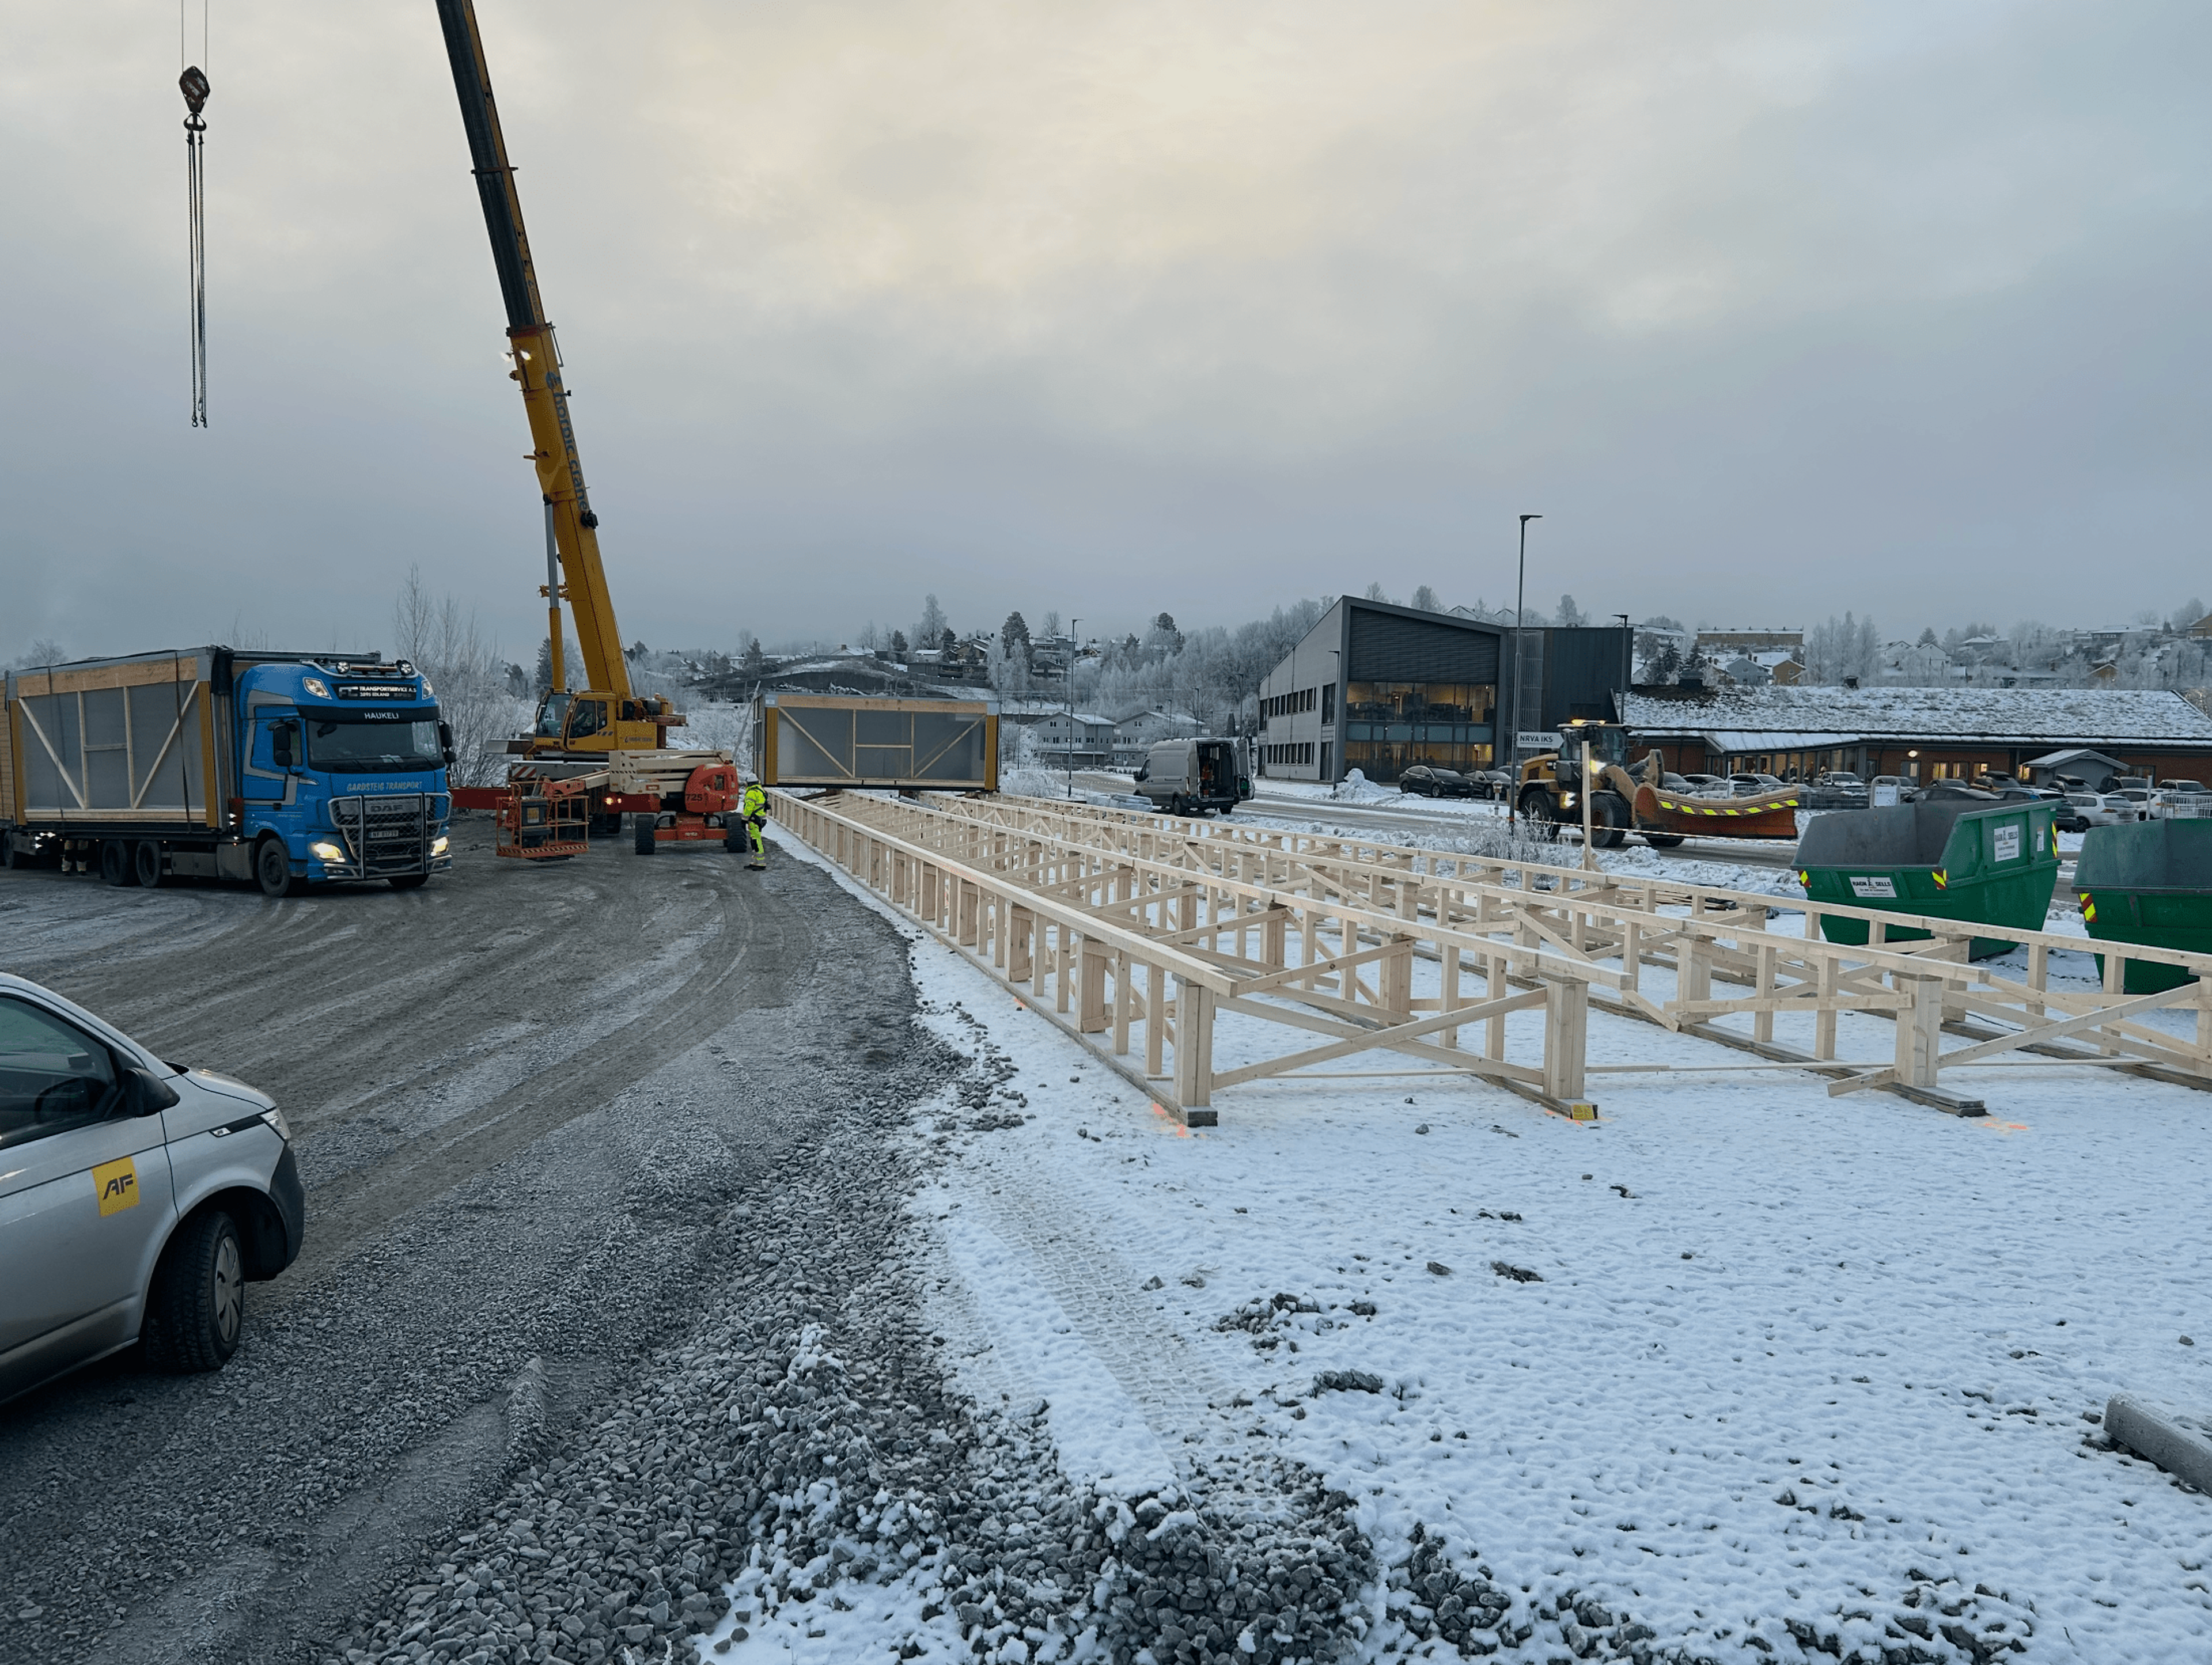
xmin=1893 ymin=970 xmax=1943 ymax=1088
xmin=2027 ymin=941 xmax=2048 ymax=1022
xmin=1145 ymin=962 xmax=1166 ymax=1076
xmin=1382 ymin=884 xmax=1416 ymax=1017
xmin=1441 ymin=944 xmax=1460 ymax=1049
xmin=1814 ymin=954 xmax=1840 ymax=1060
xmin=1543 ymin=976 xmax=1589 ymax=1101
xmin=1112 ymin=950 xmax=1132 ymax=1053
xmin=1175 ymin=980 xmax=1215 ymax=1108
xmin=1753 ymin=941 xmax=1777 ymax=1044
xmin=1580 ymin=737 xmax=1596 ymax=871
xmin=1009 ymin=905 xmax=1032 ymax=983
xmin=1486 ymin=949 xmax=1508 ymax=1061
xmin=1620 ymin=919 xmax=1641 ymax=993
xmin=1681 ymin=932 xmax=1713 ymax=1007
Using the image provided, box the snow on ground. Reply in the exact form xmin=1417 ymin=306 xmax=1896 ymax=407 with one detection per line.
xmin=767 ymin=822 xmax=2212 ymax=1664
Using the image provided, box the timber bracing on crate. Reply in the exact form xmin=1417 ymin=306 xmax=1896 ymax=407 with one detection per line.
xmin=770 ymin=790 xmax=2212 ymax=1123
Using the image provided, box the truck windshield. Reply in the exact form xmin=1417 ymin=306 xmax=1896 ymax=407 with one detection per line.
xmin=305 ymin=714 xmax=444 ymax=772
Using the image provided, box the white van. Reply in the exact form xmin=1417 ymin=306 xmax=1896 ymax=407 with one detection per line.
xmin=1132 ymin=738 xmax=1251 ymax=817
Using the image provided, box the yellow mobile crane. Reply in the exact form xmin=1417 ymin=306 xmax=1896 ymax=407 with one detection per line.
xmin=435 ymin=2 xmax=748 ymax=857
xmin=434 ymin=0 xmax=679 ymax=761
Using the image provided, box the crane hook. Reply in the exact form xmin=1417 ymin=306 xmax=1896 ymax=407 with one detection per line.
xmin=180 ymin=65 xmax=209 ymax=122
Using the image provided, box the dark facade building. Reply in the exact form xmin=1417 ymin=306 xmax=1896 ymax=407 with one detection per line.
xmin=1257 ymin=597 xmax=1630 ymax=784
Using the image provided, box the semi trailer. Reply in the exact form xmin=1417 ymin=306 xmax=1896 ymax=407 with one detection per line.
xmin=1 ymin=648 xmax=454 ymax=895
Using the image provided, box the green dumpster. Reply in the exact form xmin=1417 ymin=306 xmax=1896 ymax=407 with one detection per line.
xmin=2074 ymin=820 xmax=2212 ymax=993
xmin=1796 ymin=799 xmax=2060 ymax=961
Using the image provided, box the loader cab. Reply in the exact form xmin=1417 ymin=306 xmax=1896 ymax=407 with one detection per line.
xmin=1544 ymin=720 xmax=1628 ymax=789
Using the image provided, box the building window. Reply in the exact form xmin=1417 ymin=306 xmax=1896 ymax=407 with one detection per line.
xmin=1322 ymin=683 xmax=1335 ymax=725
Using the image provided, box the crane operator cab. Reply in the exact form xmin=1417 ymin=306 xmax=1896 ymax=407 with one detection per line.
xmin=528 ymin=689 xmax=684 ymax=758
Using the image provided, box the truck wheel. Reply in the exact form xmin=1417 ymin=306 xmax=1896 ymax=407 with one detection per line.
xmin=133 ymin=841 xmax=168 ymax=888
xmin=100 ymin=840 xmax=138 ymax=886
xmin=255 ymin=839 xmax=300 ymax=898
xmin=1517 ymin=790 xmax=1560 ymax=841
xmin=635 ymin=817 xmax=657 ymax=855
xmin=388 ymin=874 xmax=429 ymax=890
xmin=142 ymin=1208 xmax=245 ymax=1373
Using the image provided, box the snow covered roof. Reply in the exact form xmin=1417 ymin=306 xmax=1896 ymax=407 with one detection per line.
xmin=1620 ymin=685 xmax=2212 ymax=747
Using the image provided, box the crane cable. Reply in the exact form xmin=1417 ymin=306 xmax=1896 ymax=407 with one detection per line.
xmin=180 ymin=1 xmax=210 ymax=427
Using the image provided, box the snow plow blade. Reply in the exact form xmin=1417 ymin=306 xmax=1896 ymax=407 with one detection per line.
xmin=1633 ymin=783 xmax=1802 ymax=840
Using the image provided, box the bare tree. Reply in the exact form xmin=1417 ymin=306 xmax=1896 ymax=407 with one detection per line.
xmin=1410 ymin=585 xmax=1443 ymax=613
xmin=8 ymin=638 xmax=67 ymax=669
xmin=395 ymin=565 xmax=524 ymax=788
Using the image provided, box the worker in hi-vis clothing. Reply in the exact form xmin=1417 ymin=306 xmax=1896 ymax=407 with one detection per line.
xmin=740 ymin=779 xmax=768 ymax=870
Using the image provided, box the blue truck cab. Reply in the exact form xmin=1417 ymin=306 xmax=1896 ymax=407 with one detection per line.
xmin=0 ymin=647 xmax=455 ymax=896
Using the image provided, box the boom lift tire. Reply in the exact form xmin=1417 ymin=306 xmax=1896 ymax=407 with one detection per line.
xmin=133 ymin=841 xmax=168 ymax=888
xmin=142 ymin=1207 xmax=244 ymax=1374
xmin=101 ymin=840 xmax=138 ymax=887
xmin=634 ymin=817 xmax=657 ymax=856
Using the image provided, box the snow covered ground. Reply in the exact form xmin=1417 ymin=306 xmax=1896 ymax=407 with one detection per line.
xmin=755 ymin=824 xmax=2212 ymax=1664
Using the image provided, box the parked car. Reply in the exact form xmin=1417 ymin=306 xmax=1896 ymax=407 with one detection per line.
xmin=2060 ymin=792 xmax=2129 ymax=830
xmin=1400 ymin=765 xmax=1473 ymax=799
xmin=1677 ymin=773 xmax=1729 ymax=795
xmin=1809 ymin=771 xmax=1870 ymax=809
xmin=1133 ymin=738 xmax=1251 ymax=817
xmin=1 ymin=973 xmax=303 ymax=1405
xmin=1467 ymin=769 xmax=1514 ymax=801
xmin=2107 ymin=787 xmax=2164 ymax=821
xmin=1728 ymin=773 xmax=1785 ymax=796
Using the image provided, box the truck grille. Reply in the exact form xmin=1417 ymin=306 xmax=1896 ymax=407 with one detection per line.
xmin=330 ymin=794 xmax=429 ymax=876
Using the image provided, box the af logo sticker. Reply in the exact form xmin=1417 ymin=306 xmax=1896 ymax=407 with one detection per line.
xmin=93 ymin=1156 xmax=141 ymax=1216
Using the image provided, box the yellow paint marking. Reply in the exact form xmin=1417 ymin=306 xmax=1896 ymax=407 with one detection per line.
xmin=93 ymin=1156 xmax=140 ymax=1216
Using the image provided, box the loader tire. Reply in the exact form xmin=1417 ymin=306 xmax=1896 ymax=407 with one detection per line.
xmin=1592 ymin=793 xmax=1631 ymax=849
xmin=1517 ymin=790 xmax=1560 ymax=841
xmin=1643 ymin=833 xmax=1685 ymax=848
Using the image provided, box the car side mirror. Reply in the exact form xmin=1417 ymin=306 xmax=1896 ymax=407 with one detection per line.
xmin=124 ymin=1068 xmax=181 ymax=1117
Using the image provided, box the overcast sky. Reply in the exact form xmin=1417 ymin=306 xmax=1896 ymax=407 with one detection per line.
xmin=4 ymin=1 xmax=2207 ymax=666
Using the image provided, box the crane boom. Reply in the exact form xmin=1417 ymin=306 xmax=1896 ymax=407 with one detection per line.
xmin=434 ymin=0 xmax=630 ymax=706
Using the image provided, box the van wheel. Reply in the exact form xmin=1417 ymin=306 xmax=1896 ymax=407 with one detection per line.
xmin=101 ymin=840 xmax=138 ymax=886
xmin=134 ymin=841 xmax=168 ymax=888
xmin=1169 ymin=795 xmax=1188 ymax=818
xmin=255 ymin=839 xmax=301 ymax=898
xmin=142 ymin=1208 xmax=245 ymax=1373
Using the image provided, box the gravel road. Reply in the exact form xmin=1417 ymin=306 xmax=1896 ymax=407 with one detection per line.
xmin=0 ymin=820 xmax=922 ymax=1665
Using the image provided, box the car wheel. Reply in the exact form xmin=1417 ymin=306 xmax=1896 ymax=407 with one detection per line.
xmin=134 ymin=841 xmax=167 ymax=888
xmin=142 ymin=1208 xmax=245 ymax=1374
xmin=101 ymin=839 xmax=138 ymax=887
xmin=388 ymin=874 xmax=429 ymax=890
xmin=255 ymin=838 xmax=300 ymax=898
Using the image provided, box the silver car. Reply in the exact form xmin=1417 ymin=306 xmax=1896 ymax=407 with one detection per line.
xmin=0 ymin=973 xmax=302 ymax=1404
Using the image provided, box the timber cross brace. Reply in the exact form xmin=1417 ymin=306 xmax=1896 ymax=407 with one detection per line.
xmin=770 ymin=790 xmax=2212 ymax=1125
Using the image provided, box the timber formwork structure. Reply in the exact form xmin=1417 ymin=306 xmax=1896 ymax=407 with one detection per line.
xmin=770 ymin=791 xmax=2212 ymax=1125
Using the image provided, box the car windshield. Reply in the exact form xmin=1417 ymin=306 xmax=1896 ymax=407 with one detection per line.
xmin=305 ymin=713 xmax=444 ymax=772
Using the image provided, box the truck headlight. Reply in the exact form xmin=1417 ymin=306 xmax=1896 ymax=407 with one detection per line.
xmin=431 ymin=834 xmax=450 ymax=856
xmin=309 ymin=840 xmax=346 ymax=862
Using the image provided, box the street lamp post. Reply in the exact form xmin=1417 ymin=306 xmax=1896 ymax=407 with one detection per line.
xmin=1066 ymin=618 xmax=1081 ymax=799
xmin=1511 ymin=514 xmax=1541 ymax=824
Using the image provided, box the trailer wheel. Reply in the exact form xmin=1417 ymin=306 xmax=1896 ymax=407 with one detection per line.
xmin=255 ymin=839 xmax=300 ymax=898
xmin=100 ymin=840 xmax=138 ymax=887
xmin=635 ymin=817 xmax=657 ymax=856
xmin=133 ymin=841 xmax=168 ymax=888
xmin=1 ymin=833 xmax=22 ymax=870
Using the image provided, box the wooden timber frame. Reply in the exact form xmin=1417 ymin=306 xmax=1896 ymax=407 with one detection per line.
xmin=770 ymin=790 xmax=1618 ymax=1125
xmin=774 ymin=790 xmax=2212 ymax=1120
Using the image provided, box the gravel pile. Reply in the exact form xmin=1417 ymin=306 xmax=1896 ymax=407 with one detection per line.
xmin=324 ymin=1027 xmax=1387 ymax=1665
